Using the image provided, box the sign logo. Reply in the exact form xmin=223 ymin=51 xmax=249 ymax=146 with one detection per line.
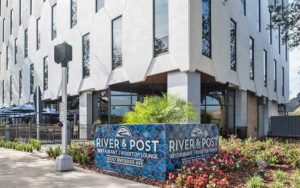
xmin=190 ymin=126 xmax=203 ymax=137
xmin=116 ymin=126 xmax=132 ymax=138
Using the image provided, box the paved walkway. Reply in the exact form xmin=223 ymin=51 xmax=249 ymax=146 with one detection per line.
xmin=0 ymin=148 xmax=156 ymax=188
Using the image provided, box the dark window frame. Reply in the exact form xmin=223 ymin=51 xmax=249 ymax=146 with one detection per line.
xmin=230 ymin=19 xmax=237 ymax=71
xmin=43 ymin=56 xmax=48 ymax=91
xmin=241 ymin=0 xmax=246 ymax=16
xmin=30 ymin=64 xmax=34 ymax=94
xmin=274 ymin=59 xmax=277 ymax=92
xmin=2 ymin=19 xmax=4 ymax=42
xmin=70 ymin=0 xmax=77 ymax=28
xmin=249 ymin=36 xmax=254 ymax=80
xmin=24 ymin=29 xmax=28 ymax=58
xmin=258 ymin=0 xmax=261 ymax=32
xmin=263 ymin=49 xmax=268 ymax=87
xmin=19 ymin=70 xmax=22 ymax=98
xmin=112 ymin=16 xmax=122 ymax=70
xmin=82 ymin=33 xmax=90 ymax=78
xmin=36 ymin=18 xmax=40 ymax=50
xmin=51 ymin=4 xmax=57 ymax=40
xmin=19 ymin=0 xmax=21 ymax=25
xmin=282 ymin=67 xmax=285 ymax=96
xmin=14 ymin=38 xmax=17 ymax=64
xmin=10 ymin=9 xmax=13 ymax=35
xmin=30 ymin=0 xmax=32 ymax=15
xmin=9 ymin=75 xmax=12 ymax=102
xmin=153 ymin=0 xmax=169 ymax=57
xmin=202 ymin=0 xmax=212 ymax=58
xmin=6 ymin=45 xmax=8 ymax=70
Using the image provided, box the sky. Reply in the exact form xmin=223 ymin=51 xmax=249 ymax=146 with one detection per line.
xmin=290 ymin=48 xmax=300 ymax=99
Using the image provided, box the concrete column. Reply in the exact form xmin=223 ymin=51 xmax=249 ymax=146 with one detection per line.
xmin=92 ymin=93 xmax=99 ymax=122
xmin=167 ymin=71 xmax=201 ymax=123
xmin=235 ymin=90 xmax=248 ymax=128
xmin=79 ymin=91 xmax=93 ymax=140
xmin=263 ymin=100 xmax=270 ymax=136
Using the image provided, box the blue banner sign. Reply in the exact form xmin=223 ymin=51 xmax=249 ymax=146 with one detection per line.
xmin=94 ymin=124 xmax=218 ymax=181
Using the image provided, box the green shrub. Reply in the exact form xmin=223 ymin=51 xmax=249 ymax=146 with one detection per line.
xmin=28 ymin=138 xmax=41 ymax=151
xmin=246 ymin=176 xmax=265 ymax=188
xmin=46 ymin=146 xmax=61 ymax=159
xmin=273 ymin=171 xmax=288 ymax=183
xmin=293 ymin=171 xmax=300 ymax=187
xmin=122 ymin=94 xmax=198 ymax=124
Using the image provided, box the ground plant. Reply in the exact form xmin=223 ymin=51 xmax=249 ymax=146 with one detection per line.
xmin=246 ymin=176 xmax=265 ymax=188
xmin=122 ymin=94 xmax=199 ymax=124
xmin=0 ymin=138 xmax=41 ymax=152
xmin=46 ymin=143 xmax=94 ymax=166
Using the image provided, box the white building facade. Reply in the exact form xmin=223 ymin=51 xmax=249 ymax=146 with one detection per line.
xmin=0 ymin=0 xmax=289 ymax=139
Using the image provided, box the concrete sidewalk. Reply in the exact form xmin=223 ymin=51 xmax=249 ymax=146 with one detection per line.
xmin=0 ymin=148 xmax=157 ymax=188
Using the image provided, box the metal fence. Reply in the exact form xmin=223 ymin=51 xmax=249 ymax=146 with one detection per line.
xmin=0 ymin=123 xmax=93 ymax=142
xmin=269 ymin=116 xmax=300 ymax=137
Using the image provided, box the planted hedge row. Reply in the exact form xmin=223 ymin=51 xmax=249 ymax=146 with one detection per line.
xmin=0 ymin=138 xmax=41 ymax=152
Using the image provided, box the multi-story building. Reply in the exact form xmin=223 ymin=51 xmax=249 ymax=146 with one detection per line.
xmin=0 ymin=0 xmax=289 ymax=139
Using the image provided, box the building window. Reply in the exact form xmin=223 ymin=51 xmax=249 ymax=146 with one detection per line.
xmin=2 ymin=19 xmax=5 ymax=42
xmin=153 ymin=0 xmax=168 ymax=57
xmin=269 ymin=10 xmax=272 ymax=44
xmin=249 ymin=37 xmax=254 ymax=80
xmin=36 ymin=18 xmax=40 ymax=50
xmin=263 ymin=50 xmax=267 ymax=87
xmin=112 ymin=16 xmax=122 ymax=70
xmin=43 ymin=56 xmax=48 ymax=90
xmin=6 ymin=0 xmax=7 ymax=7
xmin=30 ymin=64 xmax=34 ymax=94
xmin=24 ymin=29 xmax=28 ymax=57
xmin=14 ymin=38 xmax=17 ymax=64
xmin=51 ymin=4 xmax=57 ymax=40
xmin=9 ymin=75 xmax=12 ymax=102
xmin=82 ymin=33 xmax=90 ymax=78
xmin=285 ymin=42 xmax=288 ymax=61
xmin=96 ymin=0 xmax=104 ymax=12
xmin=10 ymin=9 xmax=13 ymax=35
xmin=202 ymin=0 xmax=211 ymax=58
xmin=19 ymin=0 xmax=21 ymax=25
xmin=278 ymin=27 xmax=281 ymax=54
xmin=6 ymin=45 xmax=8 ymax=70
xmin=257 ymin=0 xmax=261 ymax=32
xmin=30 ymin=0 xmax=32 ymax=15
xmin=282 ymin=67 xmax=284 ymax=96
xmin=19 ymin=70 xmax=22 ymax=98
xmin=230 ymin=19 xmax=237 ymax=71
xmin=274 ymin=60 xmax=277 ymax=92
xmin=241 ymin=0 xmax=246 ymax=15
xmin=71 ymin=0 xmax=77 ymax=28
xmin=2 ymin=80 xmax=4 ymax=104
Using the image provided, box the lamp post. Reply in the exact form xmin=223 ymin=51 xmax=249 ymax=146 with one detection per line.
xmin=54 ymin=42 xmax=73 ymax=171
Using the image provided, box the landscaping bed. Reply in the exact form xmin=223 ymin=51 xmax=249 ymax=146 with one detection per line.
xmin=44 ymin=136 xmax=300 ymax=187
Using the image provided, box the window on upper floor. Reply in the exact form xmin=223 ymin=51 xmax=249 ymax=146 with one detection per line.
xmin=71 ymin=0 xmax=77 ymax=28
xmin=10 ymin=9 xmax=13 ymax=35
xmin=30 ymin=0 xmax=32 ymax=15
xmin=14 ymin=38 xmax=17 ymax=64
xmin=51 ymin=4 xmax=57 ymax=40
xmin=249 ymin=37 xmax=254 ymax=80
xmin=96 ymin=0 xmax=104 ymax=12
xmin=0 ymin=0 xmax=2 ymax=16
xmin=82 ymin=33 xmax=90 ymax=78
xmin=202 ymin=0 xmax=211 ymax=58
xmin=9 ymin=75 xmax=12 ymax=102
xmin=269 ymin=10 xmax=272 ymax=44
xmin=30 ymin=64 xmax=34 ymax=94
xmin=19 ymin=0 xmax=21 ymax=25
xmin=43 ymin=56 xmax=48 ymax=91
xmin=257 ymin=0 xmax=261 ymax=32
xmin=154 ymin=0 xmax=168 ymax=57
xmin=263 ymin=50 xmax=267 ymax=87
xmin=285 ymin=42 xmax=288 ymax=62
xmin=112 ymin=16 xmax=122 ymax=70
xmin=6 ymin=45 xmax=8 ymax=70
xmin=274 ymin=60 xmax=277 ymax=92
xmin=278 ymin=27 xmax=281 ymax=54
xmin=230 ymin=19 xmax=237 ymax=71
xmin=282 ymin=67 xmax=285 ymax=96
xmin=6 ymin=0 xmax=7 ymax=7
xmin=19 ymin=70 xmax=22 ymax=98
xmin=24 ymin=29 xmax=28 ymax=57
xmin=241 ymin=0 xmax=246 ymax=15
xmin=2 ymin=80 xmax=4 ymax=104
xmin=36 ymin=18 xmax=40 ymax=50
xmin=2 ymin=19 xmax=5 ymax=42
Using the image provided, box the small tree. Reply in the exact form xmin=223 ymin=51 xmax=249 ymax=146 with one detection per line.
xmin=122 ymin=94 xmax=199 ymax=124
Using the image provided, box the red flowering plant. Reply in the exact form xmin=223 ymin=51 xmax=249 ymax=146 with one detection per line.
xmin=168 ymin=150 xmax=244 ymax=188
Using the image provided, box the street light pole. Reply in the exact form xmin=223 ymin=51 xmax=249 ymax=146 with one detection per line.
xmin=54 ymin=42 xmax=73 ymax=172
